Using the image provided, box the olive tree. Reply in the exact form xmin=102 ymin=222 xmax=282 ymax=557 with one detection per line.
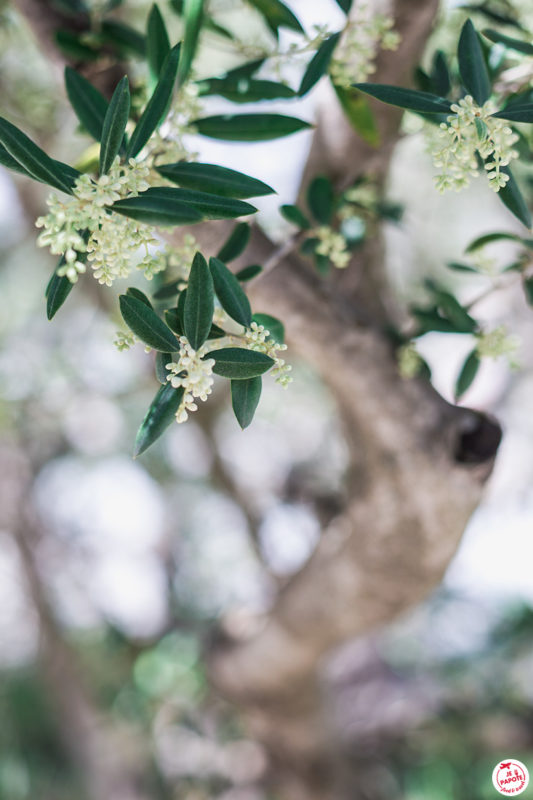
xmin=3 ymin=0 xmax=533 ymax=795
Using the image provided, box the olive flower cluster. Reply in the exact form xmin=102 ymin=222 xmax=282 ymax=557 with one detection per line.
xmin=35 ymin=157 xmax=159 ymax=286
xmin=166 ymin=337 xmax=217 ymax=423
xmin=245 ymin=322 xmax=292 ymax=386
xmin=431 ymin=96 xmax=519 ymax=193
xmin=314 ymin=226 xmax=351 ymax=269
xmin=476 ymin=325 xmax=519 ymax=365
xmin=329 ymin=3 xmax=400 ymax=87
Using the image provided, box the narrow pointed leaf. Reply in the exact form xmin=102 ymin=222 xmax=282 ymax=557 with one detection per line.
xmin=0 ymin=143 xmax=35 ymax=177
xmin=120 ymin=293 xmax=180 ymax=351
xmin=166 ymin=312 xmax=224 ymax=339
xmin=248 ymin=0 xmax=303 ymax=34
xmin=483 ymin=28 xmax=533 ymax=55
xmin=466 ymin=231 xmax=523 ymax=252
xmin=216 ymin=58 xmax=265 ymax=81
xmin=111 ymin=189 xmax=203 ymax=225
xmin=155 ymin=351 xmax=174 ymax=383
xmin=353 ymin=83 xmax=453 ymax=114
xmin=492 ymin=103 xmax=533 ymax=123
xmin=0 ymin=116 xmax=75 ymax=193
xmin=184 ymin=252 xmax=214 ymax=349
xmin=56 ymin=30 xmax=100 ymax=60
xmin=46 ymin=262 xmax=74 ymax=320
xmin=192 ymin=113 xmax=312 ymax=141
xmin=334 ymin=84 xmax=380 ymax=145
xmin=411 ymin=308 xmax=459 ymax=334
xmin=299 ymin=32 xmax=341 ymax=96
xmin=157 ymin=161 xmax=274 ymax=198
xmin=100 ymin=76 xmax=130 ymax=174
xmin=134 ymin=383 xmax=184 ymax=456
xmin=198 ymin=77 xmax=296 ymax=102
xmin=280 ymin=204 xmax=311 ymax=229
xmin=523 ymin=276 xmax=533 ymax=306
xmin=126 ymin=286 xmax=153 ymax=308
xmin=415 ymin=66 xmax=433 ymax=94
xmin=432 ymin=50 xmax=451 ymax=97
xmin=141 ymin=186 xmax=256 ymax=219
xmin=231 ymin=376 xmax=262 ymax=428
xmin=165 ymin=307 xmax=183 ymax=334
xmin=458 ymin=19 xmax=491 ymax=104
xmin=447 ymin=261 xmax=479 ymax=273
xmin=334 ymin=0 xmax=353 ymax=12
xmin=307 ymin=175 xmax=334 ymax=224
xmin=101 ymin=20 xmax=146 ymax=56
xmin=211 ymin=347 xmax=274 ymax=378
xmin=127 ymin=43 xmax=181 ymax=158
xmin=177 ymin=288 xmax=187 ymax=328
xmin=236 ymin=264 xmax=262 ymax=281
xmin=203 ymin=18 xmax=234 ymax=40
xmin=147 ymin=4 xmax=171 ymax=81
xmin=217 ymin=222 xmax=251 ymax=261
xmin=497 ymin=166 xmax=532 ymax=229
xmin=252 ymin=312 xmax=284 ymax=343
xmin=458 ymin=5 xmax=523 ymax=29
xmin=177 ymin=0 xmax=204 ymax=86
xmin=65 ymin=67 xmax=109 ymax=142
xmin=455 ymin=349 xmax=480 ymax=400
xmin=209 ymin=256 xmax=251 ymax=326
xmin=432 ymin=289 xmax=477 ymax=332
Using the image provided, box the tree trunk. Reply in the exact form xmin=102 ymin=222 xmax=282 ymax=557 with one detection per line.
xmin=204 ymin=1 xmax=502 ymax=796
xmin=9 ymin=0 xmax=504 ymax=795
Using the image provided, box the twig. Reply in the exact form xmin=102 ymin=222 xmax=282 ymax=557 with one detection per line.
xmin=256 ymin=230 xmax=306 ymax=281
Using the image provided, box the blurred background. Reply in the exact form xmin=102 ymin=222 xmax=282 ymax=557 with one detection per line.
xmin=2 ymin=0 xmax=533 ymax=798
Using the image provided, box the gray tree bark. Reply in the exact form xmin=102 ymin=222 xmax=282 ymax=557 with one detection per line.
xmin=199 ymin=1 xmax=502 ymax=796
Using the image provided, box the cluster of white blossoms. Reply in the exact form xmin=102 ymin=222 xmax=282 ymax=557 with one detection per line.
xmin=35 ymin=157 xmax=163 ymax=286
xmin=154 ymin=323 xmax=293 ymax=423
xmin=314 ymin=225 xmax=351 ymax=269
xmin=166 ymin=337 xmax=216 ymax=423
xmin=245 ymin=322 xmax=292 ymax=386
xmin=329 ymin=4 xmax=400 ymax=87
xmin=342 ymin=183 xmax=379 ymax=211
xmin=114 ymin=330 xmax=137 ymax=351
xmin=431 ymin=95 xmax=519 ymax=193
xmin=476 ymin=325 xmax=519 ymax=365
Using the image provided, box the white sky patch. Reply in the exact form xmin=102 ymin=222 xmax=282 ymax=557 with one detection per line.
xmin=259 ymin=503 xmax=320 ymax=575
xmin=90 ymin=553 xmax=168 ymax=637
xmin=34 ymin=456 xmax=165 ymax=552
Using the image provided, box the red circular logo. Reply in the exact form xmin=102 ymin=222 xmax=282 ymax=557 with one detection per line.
xmin=492 ymin=759 xmax=529 ymax=795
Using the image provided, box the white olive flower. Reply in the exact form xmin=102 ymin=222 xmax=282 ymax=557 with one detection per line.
xmin=36 ymin=157 xmax=159 ymax=286
xmin=314 ymin=226 xmax=351 ymax=269
xmin=329 ymin=4 xmax=400 ymax=87
xmin=166 ymin=337 xmax=216 ymax=423
xmin=245 ymin=322 xmax=292 ymax=387
xmin=476 ymin=325 xmax=519 ymax=365
xmin=114 ymin=330 xmax=137 ymax=351
xmin=430 ymin=96 xmax=519 ymax=194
